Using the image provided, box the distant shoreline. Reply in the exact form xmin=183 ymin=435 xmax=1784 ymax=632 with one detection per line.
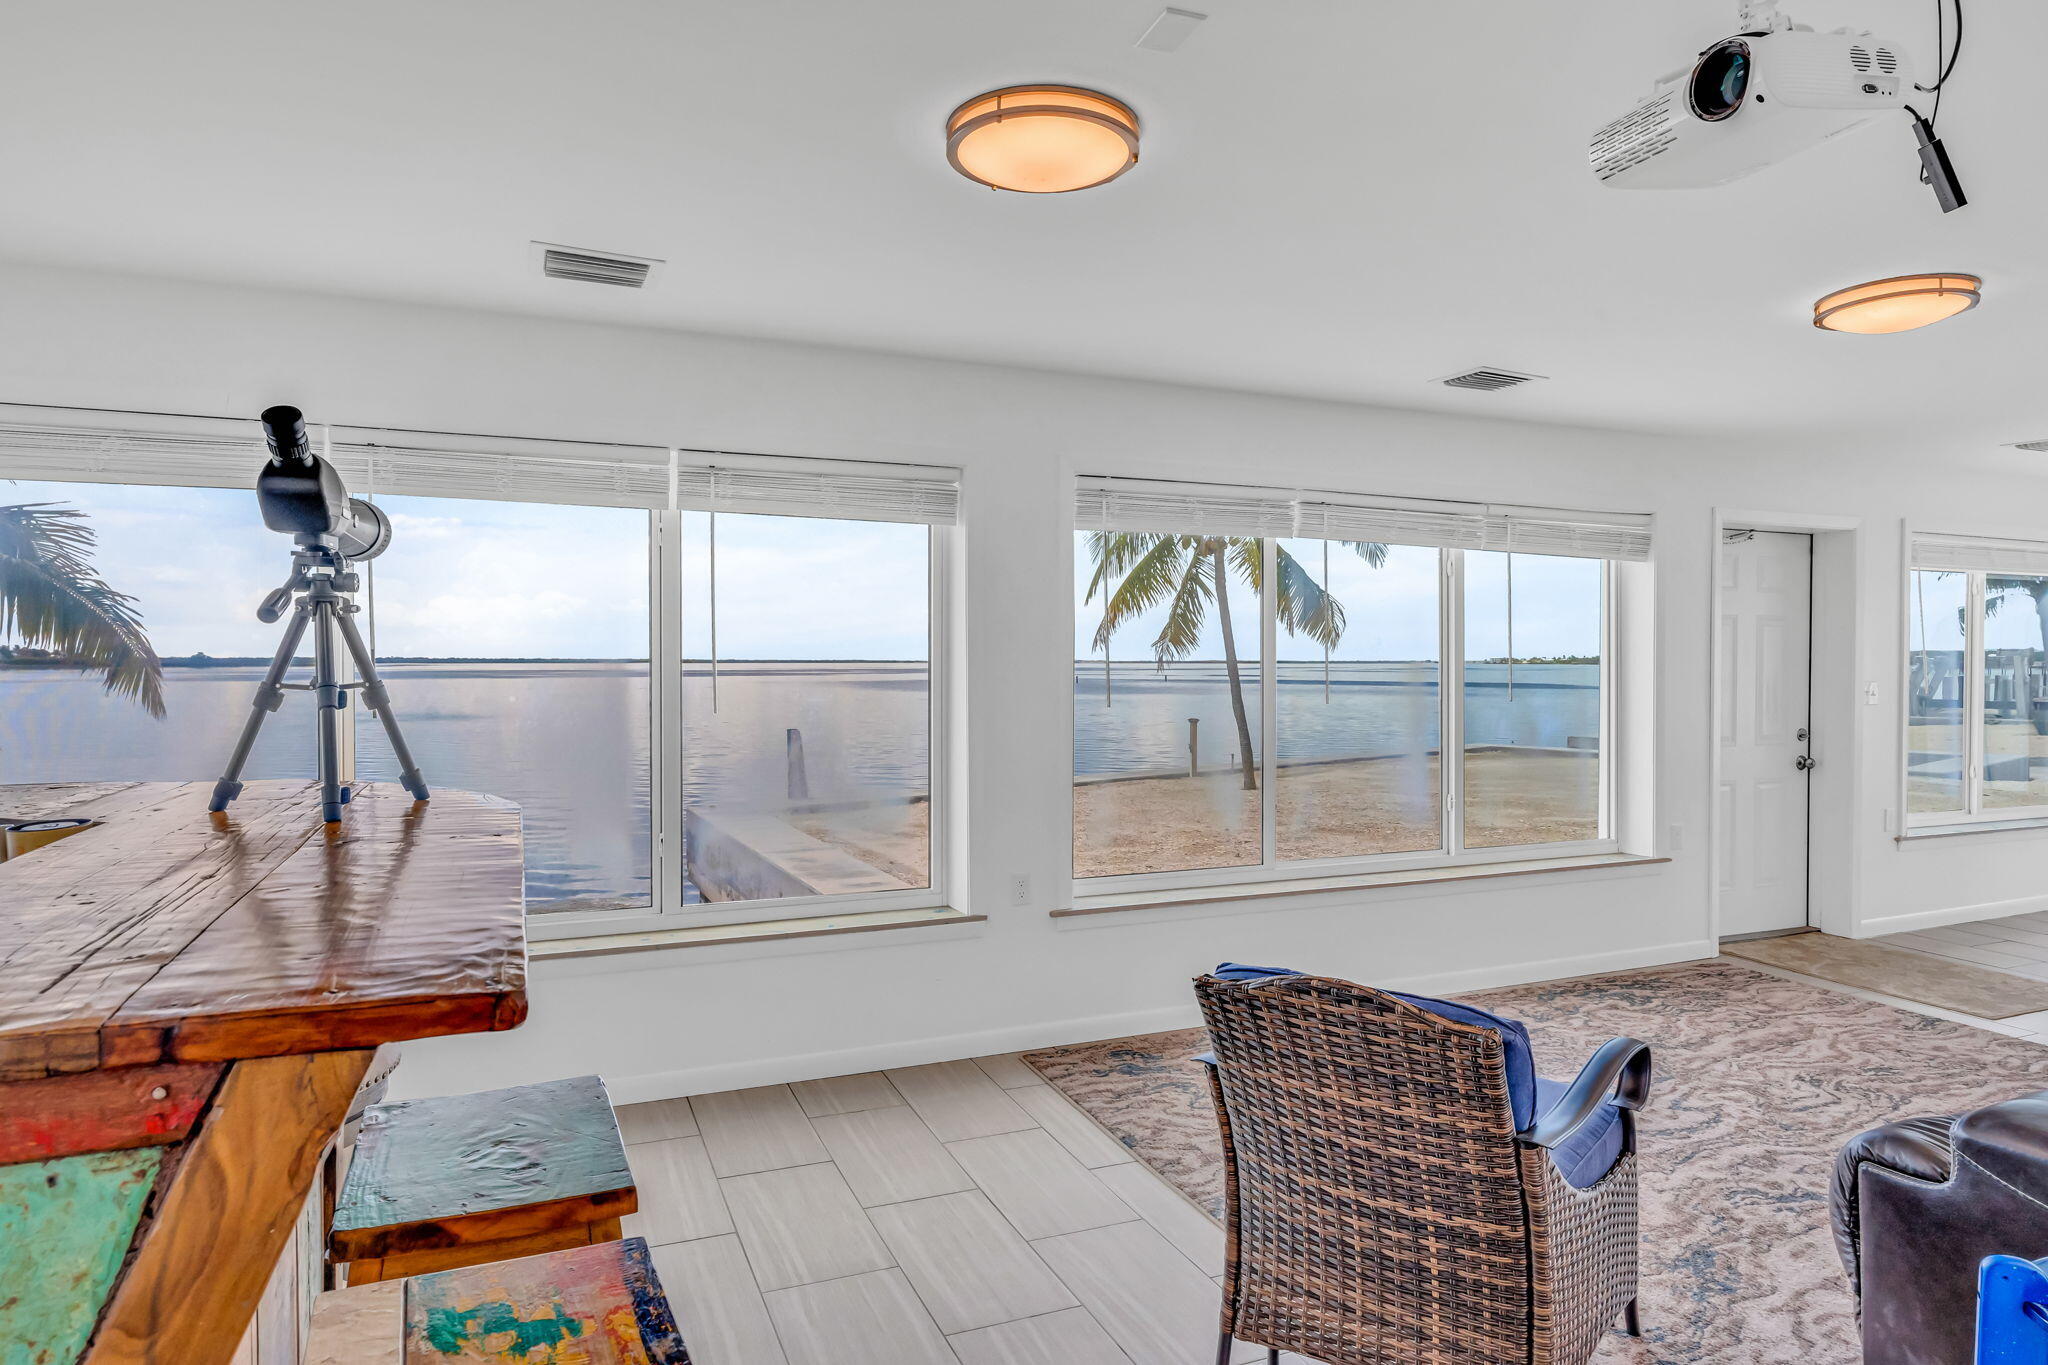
xmin=3 ymin=655 xmax=1595 ymax=669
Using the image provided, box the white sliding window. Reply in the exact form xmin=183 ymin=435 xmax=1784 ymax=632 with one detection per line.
xmin=0 ymin=407 xmax=958 ymax=935
xmin=1906 ymin=531 xmax=2048 ymax=828
xmin=654 ymin=457 xmax=957 ymax=928
xmin=1073 ymin=476 xmax=1644 ymax=891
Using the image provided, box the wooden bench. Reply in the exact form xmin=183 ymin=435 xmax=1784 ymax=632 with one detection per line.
xmin=330 ymin=1075 xmax=637 ymax=1284
xmin=401 ymin=1238 xmax=689 ymax=1363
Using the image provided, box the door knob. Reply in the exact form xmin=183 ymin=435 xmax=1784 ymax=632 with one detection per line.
xmin=1795 ymin=754 xmax=1816 ymax=771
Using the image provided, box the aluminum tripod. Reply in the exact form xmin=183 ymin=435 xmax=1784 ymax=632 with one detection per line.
xmin=208 ymin=539 xmax=428 ymax=823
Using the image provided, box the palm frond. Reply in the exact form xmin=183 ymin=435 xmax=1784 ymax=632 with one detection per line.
xmin=1342 ymin=540 xmax=1389 ymax=568
xmin=1085 ymin=531 xmax=1166 ymax=603
xmin=1274 ymin=544 xmax=1345 ymax=648
xmin=0 ymin=504 xmax=165 ymax=717
xmin=1152 ymin=545 xmax=1216 ymax=661
xmin=1226 ymin=537 xmax=1261 ymax=591
xmin=1093 ymin=535 xmax=1190 ymax=650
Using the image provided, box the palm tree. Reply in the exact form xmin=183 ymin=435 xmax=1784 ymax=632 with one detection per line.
xmin=0 ymin=503 xmax=165 ymax=718
xmin=1084 ymin=534 xmax=1385 ymax=790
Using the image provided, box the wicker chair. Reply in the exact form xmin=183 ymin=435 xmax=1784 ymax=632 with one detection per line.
xmin=1196 ymin=969 xmax=1653 ymax=1365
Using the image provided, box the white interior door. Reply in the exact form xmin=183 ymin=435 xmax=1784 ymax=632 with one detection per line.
xmin=1718 ymin=530 xmax=1813 ymax=938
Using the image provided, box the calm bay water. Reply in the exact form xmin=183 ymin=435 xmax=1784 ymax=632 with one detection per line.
xmin=1072 ymin=661 xmax=1599 ymax=774
xmin=0 ymin=659 xmax=1592 ymax=905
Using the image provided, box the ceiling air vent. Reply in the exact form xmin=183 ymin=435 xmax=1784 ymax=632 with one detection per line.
xmin=1437 ymin=367 xmax=1545 ymax=392
xmin=2007 ymin=438 xmax=2048 ymax=453
xmin=532 ymin=242 xmax=664 ymax=289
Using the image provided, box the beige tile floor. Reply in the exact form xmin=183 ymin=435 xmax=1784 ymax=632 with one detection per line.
xmin=613 ymin=1056 xmax=1300 ymax=1365
xmin=1871 ymin=909 xmax=2048 ymax=1036
xmin=318 ymin=939 xmax=2047 ymax=1363
xmin=614 ymin=954 xmax=2048 ymax=1365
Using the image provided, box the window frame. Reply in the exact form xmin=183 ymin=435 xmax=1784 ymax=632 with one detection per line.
xmin=519 ymin=510 xmax=953 ymax=941
xmin=1901 ymin=564 xmax=2048 ymax=833
xmin=1071 ymin=539 xmax=1618 ymax=897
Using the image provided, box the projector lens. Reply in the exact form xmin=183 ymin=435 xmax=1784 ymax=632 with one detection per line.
xmin=1690 ymin=39 xmax=1751 ymax=121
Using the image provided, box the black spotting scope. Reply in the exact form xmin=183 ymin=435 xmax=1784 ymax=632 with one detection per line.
xmin=252 ymin=404 xmax=392 ymax=560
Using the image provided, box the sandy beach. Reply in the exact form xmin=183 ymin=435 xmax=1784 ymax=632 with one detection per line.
xmin=1908 ymin=720 xmax=2048 ymax=812
xmin=792 ymin=747 xmax=1601 ymax=885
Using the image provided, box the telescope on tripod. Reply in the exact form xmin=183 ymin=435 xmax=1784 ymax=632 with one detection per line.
xmin=208 ymin=406 xmax=428 ymax=823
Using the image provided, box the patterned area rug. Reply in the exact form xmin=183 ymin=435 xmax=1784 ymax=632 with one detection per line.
xmin=1022 ymin=961 xmax=2048 ymax=1364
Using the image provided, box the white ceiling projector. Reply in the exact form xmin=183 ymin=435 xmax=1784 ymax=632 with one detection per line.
xmin=1587 ymin=0 xmax=1960 ymax=209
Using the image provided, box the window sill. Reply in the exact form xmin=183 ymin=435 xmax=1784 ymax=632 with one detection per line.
xmin=1899 ymin=815 xmax=2048 ymax=842
xmin=529 ymin=904 xmax=983 ymax=960
xmin=1057 ymin=852 xmax=1671 ymax=917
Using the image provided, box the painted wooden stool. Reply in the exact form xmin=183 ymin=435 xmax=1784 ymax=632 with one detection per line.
xmin=330 ymin=1074 xmax=637 ymax=1284
xmin=401 ymin=1238 xmax=689 ymax=1364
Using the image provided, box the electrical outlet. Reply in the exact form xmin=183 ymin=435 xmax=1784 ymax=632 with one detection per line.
xmin=1010 ymin=874 xmax=1031 ymax=907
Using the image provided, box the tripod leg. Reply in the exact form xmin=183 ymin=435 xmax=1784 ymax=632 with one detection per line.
xmin=312 ymin=598 xmax=351 ymax=823
xmin=333 ymin=603 xmax=429 ymax=803
xmin=209 ymin=603 xmax=312 ymax=812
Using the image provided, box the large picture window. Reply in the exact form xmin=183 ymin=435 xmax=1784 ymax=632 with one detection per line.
xmin=1073 ymin=478 xmax=1639 ymax=890
xmin=0 ymin=413 xmax=955 ymax=936
xmin=0 ymin=478 xmax=656 ymax=912
xmin=669 ymin=510 xmax=933 ymax=911
xmin=1907 ymin=535 xmax=2048 ymax=826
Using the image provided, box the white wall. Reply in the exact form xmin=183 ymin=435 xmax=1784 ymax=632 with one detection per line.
xmin=3 ymin=262 xmax=2044 ymax=1101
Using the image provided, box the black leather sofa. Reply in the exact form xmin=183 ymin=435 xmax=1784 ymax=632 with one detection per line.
xmin=1831 ymin=1091 xmax=2048 ymax=1364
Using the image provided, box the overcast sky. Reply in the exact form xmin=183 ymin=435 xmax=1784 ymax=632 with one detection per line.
xmin=1070 ymin=534 xmax=1604 ymax=661
xmin=6 ymin=479 xmax=1618 ymax=663
xmin=2 ymin=480 xmax=930 ymax=659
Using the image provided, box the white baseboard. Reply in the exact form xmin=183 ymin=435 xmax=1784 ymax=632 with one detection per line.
xmin=600 ymin=938 xmax=1719 ymax=1105
xmin=1854 ymin=894 xmax=2048 ymax=939
xmin=1383 ymin=939 xmax=1719 ymax=998
xmin=602 ymin=1001 xmax=1205 ymax=1105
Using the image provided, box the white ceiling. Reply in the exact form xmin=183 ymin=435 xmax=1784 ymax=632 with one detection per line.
xmin=0 ymin=0 xmax=2039 ymax=440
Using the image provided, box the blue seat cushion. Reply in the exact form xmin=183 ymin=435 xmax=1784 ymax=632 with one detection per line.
xmin=1533 ymin=1077 xmax=1627 ymax=1188
xmin=1210 ymin=964 xmax=1625 ymax=1187
xmin=1213 ymin=963 xmax=1537 ymax=1129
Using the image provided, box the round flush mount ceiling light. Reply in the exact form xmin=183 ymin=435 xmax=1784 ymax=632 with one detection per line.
xmin=1813 ymin=273 xmax=1983 ymax=334
xmin=945 ymin=86 xmax=1140 ymax=193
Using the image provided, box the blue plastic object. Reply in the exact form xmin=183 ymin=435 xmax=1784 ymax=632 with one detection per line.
xmin=1977 ymin=1255 xmax=2048 ymax=1363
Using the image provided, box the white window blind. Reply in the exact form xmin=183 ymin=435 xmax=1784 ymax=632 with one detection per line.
xmin=1073 ymin=477 xmax=1298 ymax=538
xmin=327 ymin=429 xmax=670 ymax=510
xmin=673 ymin=459 xmax=959 ymax=526
xmin=1077 ymin=476 xmax=1652 ymax=561
xmin=0 ymin=407 xmax=961 ymax=524
xmin=0 ymin=411 xmax=261 ymax=490
xmin=1911 ymin=531 xmax=2048 ymax=577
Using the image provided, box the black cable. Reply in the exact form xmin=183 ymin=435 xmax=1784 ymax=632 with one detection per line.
xmin=1914 ymin=0 xmax=1963 ymax=128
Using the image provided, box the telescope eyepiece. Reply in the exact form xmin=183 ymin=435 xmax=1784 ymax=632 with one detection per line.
xmin=260 ymin=405 xmax=311 ymax=465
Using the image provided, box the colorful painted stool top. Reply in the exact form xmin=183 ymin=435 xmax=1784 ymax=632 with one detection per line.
xmin=402 ymin=1238 xmax=690 ymax=1364
xmin=331 ymin=1074 xmax=636 ymax=1263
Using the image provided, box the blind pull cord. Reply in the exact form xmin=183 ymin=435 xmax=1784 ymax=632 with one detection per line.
xmin=1323 ymin=539 xmax=1331 ymax=705
xmin=709 ymin=509 xmax=719 ymax=714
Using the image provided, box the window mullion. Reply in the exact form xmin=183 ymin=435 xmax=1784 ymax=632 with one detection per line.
xmin=652 ymin=509 xmax=686 ymax=915
xmin=1443 ymin=549 xmax=1465 ymax=859
xmin=1968 ymin=570 xmax=1987 ymax=817
xmin=1260 ymin=537 xmax=1278 ymax=870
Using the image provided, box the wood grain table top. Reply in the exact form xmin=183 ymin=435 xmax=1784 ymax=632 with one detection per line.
xmin=0 ymin=780 xmax=528 ymax=1082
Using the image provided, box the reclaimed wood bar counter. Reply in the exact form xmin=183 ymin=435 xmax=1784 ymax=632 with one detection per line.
xmin=0 ymin=780 xmax=527 ymax=1365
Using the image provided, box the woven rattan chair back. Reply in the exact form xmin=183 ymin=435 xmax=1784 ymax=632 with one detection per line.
xmin=1195 ymin=972 xmax=1637 ymax=1365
